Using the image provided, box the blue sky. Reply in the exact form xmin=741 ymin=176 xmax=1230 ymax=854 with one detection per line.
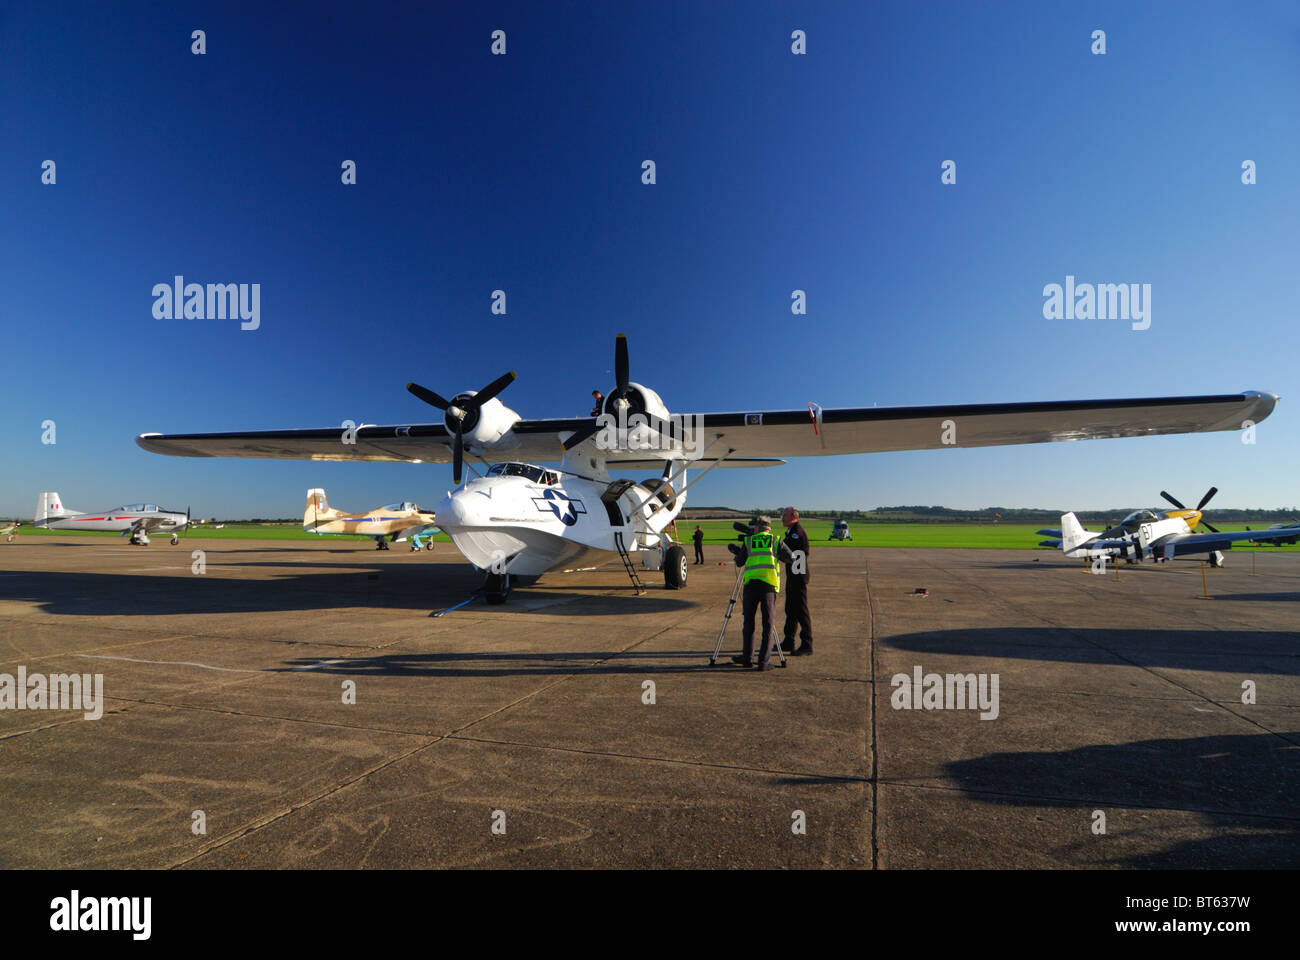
xmin=3 ymin=1 xmax=1298 ymax=519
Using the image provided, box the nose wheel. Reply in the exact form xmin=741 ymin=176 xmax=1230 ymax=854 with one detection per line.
xmin=484 ymin=572 xmax=511 ymax=604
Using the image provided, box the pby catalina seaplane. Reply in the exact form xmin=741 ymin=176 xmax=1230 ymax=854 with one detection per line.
xmin=137 ymin=334 xmax=1280 ymax=602
xmin=34 ymin=492 xmax=190 ymax=545
xmin=1041 ymin=487 xmax=1287 ymax=567
xmin=303 ymin=488 xmax=439 ymax=551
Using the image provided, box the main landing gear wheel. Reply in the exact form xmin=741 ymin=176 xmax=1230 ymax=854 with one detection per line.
xmin=663 ymin=545 xmax=687 ymax=589
xmin=484 ymin=572 xmax=511 ymax=604
xmin=170 ymin=535 xmax=179 ymax=545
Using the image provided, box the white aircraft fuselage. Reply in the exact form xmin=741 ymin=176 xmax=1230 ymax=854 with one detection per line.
xmin=435 ymin=459 xmax=682 ymax=579
xmin=34 ymin=493 xmax=188 ymax=543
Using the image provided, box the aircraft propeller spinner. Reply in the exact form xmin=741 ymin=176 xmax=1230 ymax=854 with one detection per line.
xmin=1160 ymin=486 xmax=1220 ymax=533
xmin=407 ymin=370 xmax=517 ymax=485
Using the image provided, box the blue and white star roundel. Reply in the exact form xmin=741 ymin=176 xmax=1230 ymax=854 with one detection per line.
xmin=532 ymin=489 xmax=587 ymax=526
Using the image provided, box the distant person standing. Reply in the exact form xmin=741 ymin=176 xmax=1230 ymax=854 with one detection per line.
xmin=780 ymin=506 xmax=813 ymax=656
xmin=730 ymin=516 xmax=794 ymax=671
xmin=692 ymin=524 xmax=705 ymax=564
xmin=590 ymin=390 xmax=604 ymax=417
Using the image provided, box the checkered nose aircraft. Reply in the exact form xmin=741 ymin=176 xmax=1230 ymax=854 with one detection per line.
xmin=34 ymin=492 xmax=190 ymax=545
xmin=138 ymin=333 xmax=1280 ymax=604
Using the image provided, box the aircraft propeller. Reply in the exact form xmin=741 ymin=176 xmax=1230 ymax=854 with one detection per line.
xmin=561 ymin=333 xmax=672 ymax=452
xmin=407 ymin=370 xmax=517 ymax=485
xmin=1160 ymin=486 xmax=1220 ymax=533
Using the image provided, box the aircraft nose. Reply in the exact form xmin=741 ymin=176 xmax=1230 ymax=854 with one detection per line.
xmin=435 ymin=489 xmax=476 ymax=529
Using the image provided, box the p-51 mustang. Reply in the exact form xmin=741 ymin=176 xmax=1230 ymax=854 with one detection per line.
xmin=34 ymin=492 xmax=190 ymax=545
xmin=303 ymin=488 xmax=439 ymax=551
xmin=137 ymin=334 xmax=1279 ymax=602
xmin=1041 ymin=487 xmax=1287 ymax=567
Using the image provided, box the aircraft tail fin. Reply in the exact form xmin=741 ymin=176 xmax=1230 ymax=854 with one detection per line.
xmin=35 ymin=492 xmax=73 ymax=525
xmin=1060 ymin=512 xmax=1092 ymax=553
xmin=304 ymin=488 xmax=341 ymax=530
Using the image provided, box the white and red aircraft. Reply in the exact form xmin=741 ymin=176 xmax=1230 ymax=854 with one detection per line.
xmin=34 ymin=492 xmax=190 ymax=545
xmin=137 ymin=334 xmax=1279 ymax=602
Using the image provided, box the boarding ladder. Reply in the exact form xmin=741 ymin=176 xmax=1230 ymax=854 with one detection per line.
xmin=613 ymin=531 xmax=646 ymax=596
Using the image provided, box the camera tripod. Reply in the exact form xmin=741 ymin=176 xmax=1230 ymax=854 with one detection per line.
xmin=708 ymin=568 xmax=788 ymax=668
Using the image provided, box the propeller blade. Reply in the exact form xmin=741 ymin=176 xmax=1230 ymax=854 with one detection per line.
xmin=561 ymin=420 xmax=601 ymax=451
xmin=1200 ymin=520 xmax=1221 ymax=534
xmin=1159 ymin=490 xmax=1186 ymax=510
xmin=1196 ymin=486 xmax=1219 ymax=511
xmin=407 ymin=382 xmax=452 ymax=410
xmin=614 ymin=333 xmax=629 ymax=391
xmin=472 ymin=370 xmax=517 ymax=407
xmin=453 ymin=427 xmax=465 ymax=486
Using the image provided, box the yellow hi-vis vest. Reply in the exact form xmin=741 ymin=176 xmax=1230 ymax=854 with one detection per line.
xmin=743 ymin=532 xmax=781 ymax=592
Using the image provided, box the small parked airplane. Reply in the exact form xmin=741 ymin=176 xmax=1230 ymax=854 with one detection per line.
xmin=1042 ymin=488 xmax=1286 ymax=567
xmin=34 ymin=492 xmax=190 ymax=545
xmin=1 ymin=521 xmax=19 ymax=542
xmin=303 ymin=488 xmax=439 ymax=550
xmin=137 ymin=333 xmax=1280 ymax=602
xmin=1245 ymin=521 xmax=1300 ymax=546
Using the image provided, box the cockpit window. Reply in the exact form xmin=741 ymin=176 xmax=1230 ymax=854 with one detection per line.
xmin=1121 ymin=510 xmax=1161 ymax=525
xmin=487 ymin=462 xmax=544 ymax=482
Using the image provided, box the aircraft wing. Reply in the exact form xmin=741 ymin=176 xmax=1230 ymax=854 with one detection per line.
xmin=1252 ymin=525 xmax=1300 ymax=545
xmin=1163 ymin=528 xmax=1294 ymax=556
xmin=1036 ymin=528 xmax=1063 ymax=538
xmin=392 ymin=522 xmax=441 ymax=542
xmin=137 ymin=391 xmax=1277 ymax=464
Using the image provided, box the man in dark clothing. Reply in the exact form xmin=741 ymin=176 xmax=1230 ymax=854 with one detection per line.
xmin=729 ymin=516 xmax=795 ymax=671
xmin=692 ymin=525 xmax=705 ymax=564
xmin=780 ymin=506 xmax=813 ymax=656
xmin=590 ymin=390 xmax=604 ymax=417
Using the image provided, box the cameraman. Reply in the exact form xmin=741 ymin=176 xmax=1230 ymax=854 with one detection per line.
xmin=729 ymin=516 xmax=795 ymax=672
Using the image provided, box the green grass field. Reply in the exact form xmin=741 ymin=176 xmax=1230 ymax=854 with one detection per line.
xmin=5 ymin=519 xmax=1295 ymax=551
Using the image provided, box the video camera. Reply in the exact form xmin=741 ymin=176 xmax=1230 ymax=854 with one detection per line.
xmin=727 ymin=519 xmax=759 ymax=558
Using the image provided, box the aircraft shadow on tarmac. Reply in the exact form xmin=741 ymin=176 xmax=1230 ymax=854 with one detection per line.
xmin=276 ymin=649 xmax=724 ymax=677
xmin=943 ymin=731 xmax=1299 ymax=867
xmin=0 ymin=569 xmax=694 ymax=617
xmin=886 ymin=626 xmax=1300 ymax=675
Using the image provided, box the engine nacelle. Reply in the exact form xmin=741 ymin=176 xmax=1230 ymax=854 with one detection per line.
xmin=598 ymin=381 xmax=680 ymax=455
xmin=603 ymin=381 xmax=670 ymax=423
xmin=453 ymin=395 xmax=521 ymax=451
